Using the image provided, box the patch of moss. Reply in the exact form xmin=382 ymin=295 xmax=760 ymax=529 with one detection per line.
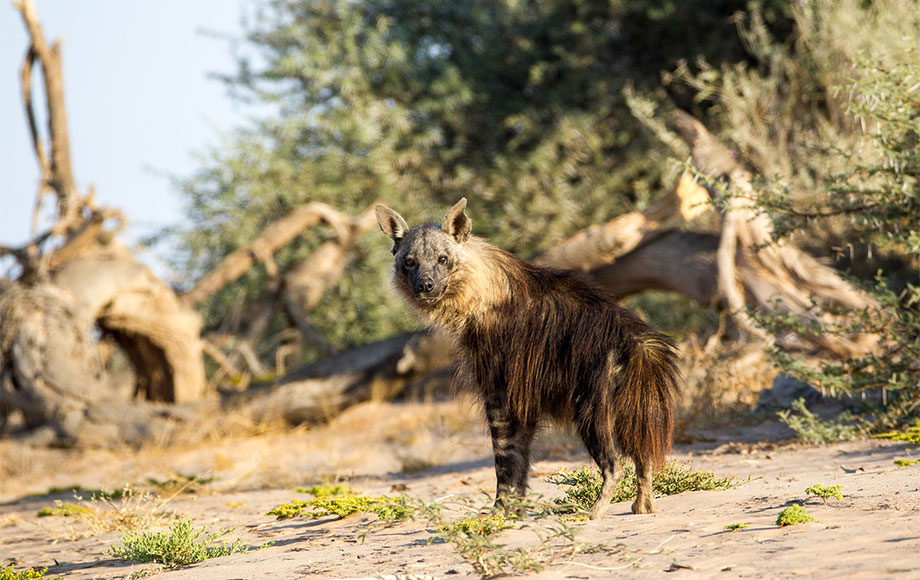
xmin=293 ymin=484 xmax=349 ymax=497
xmin=776 ymin=504 xmax=816 ymax=527
xmin=724 ymin=522 xmax=749 ymax=531
xmin=804 ymin=484 xmax=843 ymax=503
xmin=546 ymin=461 xmax=742 ymax=513
xmin=894 ymin=458 xmax=918 ymax=467
xmin=267 ymin=494 xmax=414 ymax=522
xmin=36 ymin=501 xmax=91 ymax=518
xmin=874 ymin=423 xmax=920 ymax=445
xmin=439 ymin=515 xmax=511 ymax=537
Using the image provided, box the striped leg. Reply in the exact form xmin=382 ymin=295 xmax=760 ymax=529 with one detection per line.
xmin=485 ymin=402 xmax=536 ymax=513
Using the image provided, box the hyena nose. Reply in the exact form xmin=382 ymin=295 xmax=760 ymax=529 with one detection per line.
xmin=416 ymin=278 xmax=435 ymax=293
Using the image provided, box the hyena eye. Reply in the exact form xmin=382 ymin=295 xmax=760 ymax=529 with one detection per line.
xmin=404 ymin=258 xmax=416 ymax=268
xmin=437 ymin=255 xmax=448 ymax=265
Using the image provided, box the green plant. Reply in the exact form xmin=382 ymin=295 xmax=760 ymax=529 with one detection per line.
xmin=546 ymin=461 xmax=741 ymax=514
xmin=724 ymin=523 xmax=749 ymax=531
xmin=805 ymin=484 xmax=843 ymax=504
xmin=427 ymin=503 xmax=621 ymax=578
xmin=439 ymin=515 xmax=512 ymax=537
xmin=0 ymin=566 xmax=61 ymax=580
xmin=145 ymin=474 xmax=214 ymax=496
xmin=875 ymin=423 xmax=920 ymax=446
xmin=293 ymin=484 xmax=349 ymax=497
xmin=778 ymin=399 xmax=865 ymax=445
xmin=267 ymin=494 xmax=414 ymax=522
xmin=109 ymin=519 xmax=260 ymax=568
xmin=894 ymin=459 xmax=918 ymax=468
xmin=36 ymin=501 xmax=91 ymax=518
xmin=776 ymin=504 xmax=816 ymax=527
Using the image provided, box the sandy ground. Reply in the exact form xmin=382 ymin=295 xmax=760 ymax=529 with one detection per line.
xmin=2 ymin=399 xmax=920 ymax=579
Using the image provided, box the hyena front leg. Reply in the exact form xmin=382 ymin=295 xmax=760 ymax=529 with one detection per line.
xmin=485 ymin=402 xmax=536 ymax=513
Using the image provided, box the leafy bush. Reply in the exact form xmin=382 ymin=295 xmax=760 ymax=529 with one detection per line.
xmin=805 ymin=484 xmax=843 ymax=504
xmin=678 ymin=0 xmax=920 ymax=428
xmin=0 ymin=567 xmax=60 ymax=580
xmin=778 ymin=399 xmax=866 ymax=444
xmin=875 ymin=423 xmax=920 ymax=446
xmin=724 ymin=522 xmax=749 ymax=531
xmin=109 ymin=519 xmax=257 ymax=568
xmin=776 ymin=504 xmax=815 ymax=527
xmin=439 ymin=515 xmax=511 ymax=537
xmin=894 ymin=459 xmax=918 ymax=468
xmin=546 ymin=461 xmax=741 ymax=513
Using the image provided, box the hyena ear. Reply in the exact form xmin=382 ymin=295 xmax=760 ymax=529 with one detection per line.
xmin=375 ymin=204 xmax=410 ymax=254
xmin=442 ymin=197 xmax=472 ymax=243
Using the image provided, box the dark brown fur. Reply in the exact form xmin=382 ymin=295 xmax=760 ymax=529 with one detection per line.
xmin=375 ymin=199 xmax=681 ymax=518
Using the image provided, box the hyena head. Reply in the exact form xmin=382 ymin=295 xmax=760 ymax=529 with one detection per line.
xmin=374 ymin=198 xmax=471 ymax=307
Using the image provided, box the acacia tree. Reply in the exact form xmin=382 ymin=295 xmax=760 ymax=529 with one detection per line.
xmin=172 ymin=0 xmax=767 ymax=366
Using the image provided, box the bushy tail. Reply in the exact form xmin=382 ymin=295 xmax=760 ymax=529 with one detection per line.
xmin=613 ymin=333 xmax=681 ymax=470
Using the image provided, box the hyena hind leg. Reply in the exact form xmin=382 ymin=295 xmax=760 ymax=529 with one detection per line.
xmin=587 ymin=462 xmax=624 ymax=520
xmin=631 ymin=458 xmax=657 ymax=514
xmin=579 ymin=418 xmax=623 ymax=520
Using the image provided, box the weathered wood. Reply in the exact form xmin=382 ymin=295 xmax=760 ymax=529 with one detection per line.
xmin=536 ymin=171 xmax=713 ymax=270
xmin=181 ymin=203 xmax=361 ymax=307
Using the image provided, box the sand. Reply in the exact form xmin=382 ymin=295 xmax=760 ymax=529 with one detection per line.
xmin=2 ymin=400 xmax=919 ymax=579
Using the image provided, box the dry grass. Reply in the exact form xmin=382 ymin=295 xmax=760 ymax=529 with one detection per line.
xmin=36 ymin=487 xmax=181 ymax=540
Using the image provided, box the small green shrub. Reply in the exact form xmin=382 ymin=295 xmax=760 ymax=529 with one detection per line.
xmin=109 ymin=519 xmax=256 ymax=567
xmin=776 ymin=504 xmax=816 ymax=527
xmin=778 ymin=399 xmax=865 ymax=445
xmin=293 ymin=484 xmax=349 ymax=497
xmin=0 ymin=566 xmax=61 ymax=580
xmin=724 ymin=523 xmax=749 ymax=531
xmin=439 ymin=515 xmax=511 ymax=537
xmin=805 ymin=484 xmax=843 ymax=503
xmin=267 ymin=494 xmax=414 ymax=522
xmin=546 ymin=461 xmax=741 ymax=513
xmin=875 ymin=423 xmax=920 ymax=446
xmin=36 ymin=501 xmax=91 ymax=518
xmin=145 ymin=474 xmax=214 ymax=496
xmin=894 ymin=459 xmax=918 ymax=468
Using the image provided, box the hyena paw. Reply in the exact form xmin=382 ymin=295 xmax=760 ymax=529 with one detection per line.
xmin=631 ymin=497 xmax=657 ymax=514
xmin=586 ymin=502 xmax=609 ymax=520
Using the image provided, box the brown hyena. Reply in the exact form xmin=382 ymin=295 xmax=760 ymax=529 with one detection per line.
xmin=375 ymin=198 xmax=680 ymax=519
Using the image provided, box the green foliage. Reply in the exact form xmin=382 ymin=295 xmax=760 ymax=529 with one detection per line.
xmin=545 ymin=461 xmax=741 ymax=513
xmin=294 ymin=484 xmax=349 ymax=497
xmin=679 ymin=0 xmax=920 ymax=428
xmin=166 ymin=0 xmax=780 ymax=365
xmin=267 ymin=494 xmax=414 ymax=522
xmin=875 ymin=423 xmax=920 ymax=446
xmin=776 ymin=504 xmax=816 ymax=527
xmin=109 ymin=519 xmax=258 ymax=568
xmin=0 ymin=566 xmax=60 ymax=580
xmin=439 ymin=515 xmax=511 ymax=537
xmin=724 ymin=522 xmax=749 ymax=531
xmin=805 ymin=484 xmax=843 ymax=503
xmin=145 ymin=474 xmax=214 ymax=496
xmin=36 ymin=501 xmax=91 ymax=518
xmin=778 ymin=399 xmax=866 ymax=444
xmin=425 ymin=497 xmax=618 ymax=578
xmin=894 ymin=459 xmax=918 ymax=468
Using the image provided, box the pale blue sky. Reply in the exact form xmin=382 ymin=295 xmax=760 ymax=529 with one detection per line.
xmin=1 ymin=1 xmax=251 ymax=273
